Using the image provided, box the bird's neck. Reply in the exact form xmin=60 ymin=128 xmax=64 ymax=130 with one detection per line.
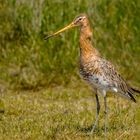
xmin=79 ymin=24 xmax=100 ymax=60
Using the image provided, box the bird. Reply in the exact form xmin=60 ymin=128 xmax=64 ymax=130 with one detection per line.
xmin=44 ymin=14 xmax=140 ymax=136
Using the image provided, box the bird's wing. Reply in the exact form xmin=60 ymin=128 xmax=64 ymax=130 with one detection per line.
xmin=96 ymin=58 xmax=136 ymax=102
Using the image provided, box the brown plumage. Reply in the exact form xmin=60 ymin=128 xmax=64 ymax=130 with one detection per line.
xmin=45 ymin=14 xmax=139 ymax=136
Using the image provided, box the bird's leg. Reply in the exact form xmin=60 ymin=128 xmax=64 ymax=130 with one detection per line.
xmin=104 ymin=95 xmax=108 ymax=138
xmin=91 ymin=93 xmax=100 ymax=133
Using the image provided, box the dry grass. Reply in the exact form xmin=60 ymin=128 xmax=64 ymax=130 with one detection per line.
xmin=0 ymin=83 xmax=140 ymax=140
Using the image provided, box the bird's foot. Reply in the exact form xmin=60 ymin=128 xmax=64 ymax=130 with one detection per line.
xmin=89 ymin=124 xmax=97 ymax=135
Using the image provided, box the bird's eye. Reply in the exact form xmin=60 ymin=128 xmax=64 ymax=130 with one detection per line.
xmin=78 ymin=18 xmax=82 ymax=21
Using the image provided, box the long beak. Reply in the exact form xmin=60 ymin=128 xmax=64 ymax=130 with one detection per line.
xmin=44 ymin=22 xmax=75 ymax=40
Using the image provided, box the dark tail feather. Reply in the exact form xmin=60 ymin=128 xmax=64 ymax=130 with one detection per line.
xmin=128 ymin=91 xmax=136 ymax=103
xmin=131 ymin=87 xmax=140 ymax=94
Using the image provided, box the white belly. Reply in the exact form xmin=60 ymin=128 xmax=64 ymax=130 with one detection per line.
xmin=89 ymin=75 xmax=118 ymax=93
xmin=87 ymin=74 xmax=110 ymax=90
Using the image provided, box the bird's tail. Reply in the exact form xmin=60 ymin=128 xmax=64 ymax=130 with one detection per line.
xmin=131 ymin=87 xmax=140 ymax=95
xmin=125 ymin=87 xmax=140 ymax=103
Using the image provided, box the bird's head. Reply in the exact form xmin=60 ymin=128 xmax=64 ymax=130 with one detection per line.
xmin=44 ymin=14 xmax=88 ymax=40
xmin=72 ymin=14 xmax=88 ymax=26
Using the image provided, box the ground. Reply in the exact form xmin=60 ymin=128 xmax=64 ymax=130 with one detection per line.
xmin=0 ymin=83 xmax=139 ymax=140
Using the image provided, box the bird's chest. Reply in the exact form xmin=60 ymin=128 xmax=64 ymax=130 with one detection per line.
xmin=79 ymin=64 xmax=109 ymax=90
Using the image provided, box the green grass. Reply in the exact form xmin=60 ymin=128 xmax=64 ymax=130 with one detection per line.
xmin=0 ymin=0 xmax=140 ymax=139
xmin=0 ymin=83 xmax=140 ymax=140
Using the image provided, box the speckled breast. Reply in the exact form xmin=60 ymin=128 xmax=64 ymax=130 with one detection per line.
xmin=79 ymin=64 xmax=110 ymax=90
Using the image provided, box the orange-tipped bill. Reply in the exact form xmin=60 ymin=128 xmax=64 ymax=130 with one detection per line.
xmin=44 ymin=23 xmax=75 ymax=40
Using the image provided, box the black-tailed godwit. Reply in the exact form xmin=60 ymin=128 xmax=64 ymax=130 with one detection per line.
xmin=44 ymin=14 xmax=140 ymax=136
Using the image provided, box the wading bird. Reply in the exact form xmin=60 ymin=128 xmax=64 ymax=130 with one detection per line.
xmin=44 ymin=14 xmax=140 ymax=136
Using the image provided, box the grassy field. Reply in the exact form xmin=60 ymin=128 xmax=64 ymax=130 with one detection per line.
xmin=0 ymin=0 xmax=140 ymax=139
xmin=0 ymin=83 xmax=140 ymax=140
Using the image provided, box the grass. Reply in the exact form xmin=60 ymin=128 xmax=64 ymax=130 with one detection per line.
xmin=0 ymin=83 xmax=140 ymax=140
xmin=0 ymin=0 xmax=140 ymax=139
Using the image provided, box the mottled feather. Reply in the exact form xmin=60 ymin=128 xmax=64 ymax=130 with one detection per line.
xmin=80 ymin=54 xmax=136 ymax=102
